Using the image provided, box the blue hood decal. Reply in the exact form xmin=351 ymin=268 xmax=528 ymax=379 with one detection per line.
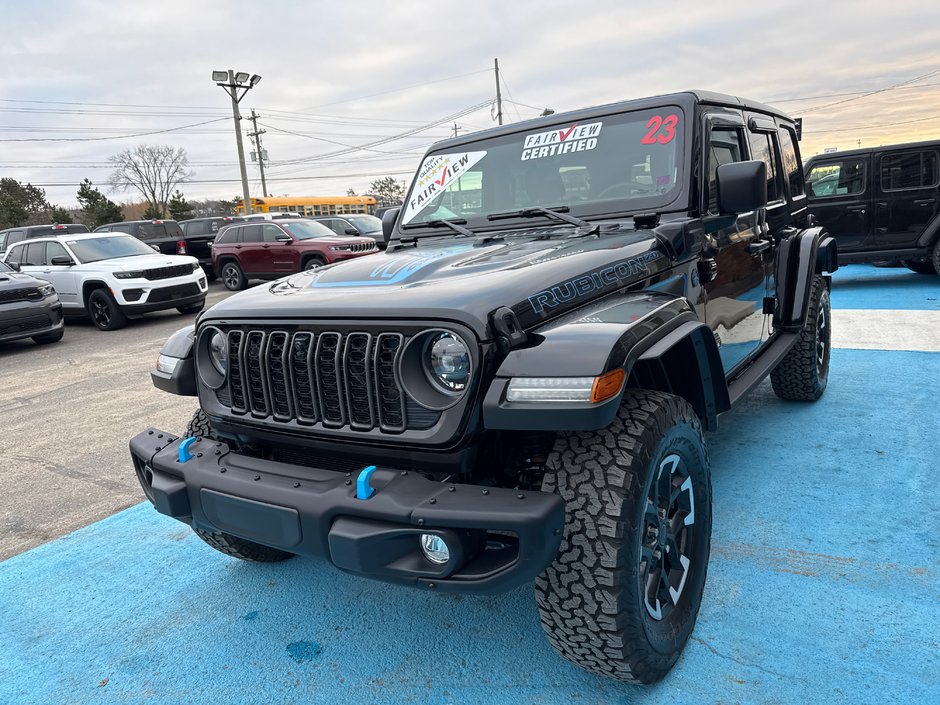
xmin=309 ymin=244 xmax=475 ymax=288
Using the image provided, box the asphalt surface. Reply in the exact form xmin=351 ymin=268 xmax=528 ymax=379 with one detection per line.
xmin=0 ymin=281 xmax=237 ymax=561
xmin=1 ymin=265 xmax=938 ymax=704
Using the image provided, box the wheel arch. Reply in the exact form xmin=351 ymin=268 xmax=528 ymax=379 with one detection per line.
xmin=775 ymin=226 xmax=837 ymax=331
xmin=81 ymin=279 xmax=110 ymax=307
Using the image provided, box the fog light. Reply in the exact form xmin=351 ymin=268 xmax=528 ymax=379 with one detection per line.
xmin=419 ymin=534 xmax=450 ymax=564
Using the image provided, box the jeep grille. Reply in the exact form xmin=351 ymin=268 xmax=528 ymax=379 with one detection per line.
xmin=217 ymin=327 xmax=425 ymax=433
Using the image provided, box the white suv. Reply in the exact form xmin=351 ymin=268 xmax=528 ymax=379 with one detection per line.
xmin=3 ymin=233 xmax=208 ymax=331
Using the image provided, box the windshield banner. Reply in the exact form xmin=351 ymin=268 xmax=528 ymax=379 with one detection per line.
xmin=402 ymin=150 xmax=487 ymax=224
xmin=520 ymin=121 xmax=603 ymax=161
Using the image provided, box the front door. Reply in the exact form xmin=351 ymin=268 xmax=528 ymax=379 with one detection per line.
xmin=872 ymin=147 xmax=940 ymax=250
xmin=805 ymin=154 xmax=872 ymax=252
xmin=702 ymin=115 xmax=770 ymax=373
xmin=262 ymin=224 xmax=296 ymax=273
xmin=39 ymin=241 xmax=79 ymax=306
xmin=238 ymin=224 xmax=275 ymax=275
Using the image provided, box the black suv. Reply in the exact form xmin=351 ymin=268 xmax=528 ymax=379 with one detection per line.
xmin=0 ymin=223 xmax=89 ymax=258
xmin=95 ymin=219 xmax=217 ymax=280
xmin=805 ymin=140 xmax=940 ymax=274
xmin=131 ymin=90 xmax=836 ymax=685
xmin=0 ymin=259 xmax=64 ymax=345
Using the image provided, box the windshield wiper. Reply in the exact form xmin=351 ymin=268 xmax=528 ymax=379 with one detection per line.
xmin=401 ymin=218 xmax=475 ymax=237
xmin=486 ymin=206 xmax=590 ymax=229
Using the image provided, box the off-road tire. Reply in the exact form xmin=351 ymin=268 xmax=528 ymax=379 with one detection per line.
xmin=535 ymin=390 xmax=712 ymax=684
xmin=770 ymin=275 xmax=830 ymax=401
xmin=32 ymin=329 xmax=64 ymax=344
xmin=183 ymin=409 xmax=294 ymax=563
xmin=933 ymin=238 xmax=940 ymax=275
xmin=87 ymin=288 xmax=127 ymax=331
xmin=901 ymin=258 xmax=937 ymax=275
xmin=221 ymin=260 xmax=247 ymax=291
xmin=177 ymin=301 xmax=205 ymax=315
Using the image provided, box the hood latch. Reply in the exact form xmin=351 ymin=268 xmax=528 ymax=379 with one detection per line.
xmin=490 ymin=306 xmax=527 ymax=355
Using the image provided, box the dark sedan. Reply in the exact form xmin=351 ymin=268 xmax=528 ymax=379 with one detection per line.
xmin=0 ymin=260 xmax=64 ymax=345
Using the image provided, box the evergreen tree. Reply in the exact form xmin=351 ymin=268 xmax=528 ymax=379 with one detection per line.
xmin=50 ymin=206 xmax=73 ymax=224
xmin=0 ymin=178 xmax=51 ymax=229
xmin=142 ymin=203 xmax=163 ymax=220
xmin=167 ymin=190 xmax=194 ymax=221
xmin=76 ymin=179 xmax=124 ymax=229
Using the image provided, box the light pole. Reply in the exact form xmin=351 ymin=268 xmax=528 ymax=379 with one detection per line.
xmin=212 ymin=70 xmax=261 ymax=214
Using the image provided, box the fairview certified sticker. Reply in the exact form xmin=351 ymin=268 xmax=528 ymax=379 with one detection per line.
xmin=521 ymin=121 xmax=602 ymax=161
xmin=402 ymin=151 xmax=487 ymax=224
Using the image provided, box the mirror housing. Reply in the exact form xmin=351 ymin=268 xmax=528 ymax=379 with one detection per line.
xmin=344 ymin=227 xmax=359 ymax=236
xmin=50 ymin=255 xmax=74 ymax=266
xmin=151 ymin=245 xmax=161 ymax=252
xmin=381 ymin=207 xmax=401 ymax=246
xmin=275 ymin=234 xmax=292 ymax=242
xmin=717 ymin=160 xmax=768 ymax=214
xmin=7 ymin=261 xmax=21 ymax=271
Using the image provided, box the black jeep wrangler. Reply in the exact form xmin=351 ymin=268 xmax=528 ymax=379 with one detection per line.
xmin=130 ymin=90 xmax=837 ymax=684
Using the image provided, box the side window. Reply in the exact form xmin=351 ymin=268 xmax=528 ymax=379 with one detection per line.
xmin=747 ymin=132 xmax=780 ymax=202
xmin=880 ymin=150 xmax=939 ymax=191
xmin=806 ymin=159 xmax=867 ymax=198
xmin=7 ymin=230 xmax=26 ymax=246
xmin=112 ymin=223 xmax=132 ymax=234
xmin=46 ymin=241 xmax=70 ymax=264
xmin=241 ymin=225 xmax=262 ymax=243
xmin=261 ymin=224 xmax=282 ymax=242
xmin=7 ymin=244 xmax=25 ymax=265
xmin=706 ymin=128 xmax=744 ymax=214
xmin=23 ymin=242 xmax=46 ymax=266
xmin=778 ymin=128 xmax=804 ymax=197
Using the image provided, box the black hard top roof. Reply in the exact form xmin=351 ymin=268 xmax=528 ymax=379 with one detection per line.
xmin=430 ymin=90 xmax=793 ymax=152
xmin=804 ymin=138 xmax=940 ymax=162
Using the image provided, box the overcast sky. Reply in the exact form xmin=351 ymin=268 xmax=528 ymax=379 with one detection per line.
xmin=3 ymin=0 xmax=940 ymax=208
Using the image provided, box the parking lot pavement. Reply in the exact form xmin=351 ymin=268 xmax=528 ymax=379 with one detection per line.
xmin=1 ymin=266 xmax=938 ymax=704
xmin=0 ymin=281 xmax=236 ymax=561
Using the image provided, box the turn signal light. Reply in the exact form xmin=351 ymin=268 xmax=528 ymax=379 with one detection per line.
xmin=591 ymin=368 xmax=625 ymax=403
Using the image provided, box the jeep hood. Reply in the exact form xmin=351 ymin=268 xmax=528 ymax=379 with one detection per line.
xmin=201 ymin=229 xmax=669 ymax=339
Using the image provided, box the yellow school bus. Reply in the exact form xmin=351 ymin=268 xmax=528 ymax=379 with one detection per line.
xmin=235 ymin=196 xmax=377 ymax=217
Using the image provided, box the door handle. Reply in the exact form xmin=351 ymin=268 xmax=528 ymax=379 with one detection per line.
xmin=846 ymin=206 xmax=867 ymax=215
xmin=747 ymin=239 xmax=772 ymax=255
xmin=913 ymin=199 xmax=936 ymax=206
xmin=874 ymin=201 xmax=888 ymax=209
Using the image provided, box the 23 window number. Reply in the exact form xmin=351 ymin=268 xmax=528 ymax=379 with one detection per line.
xmin=641 ymin=114 xmax=679 ymax=145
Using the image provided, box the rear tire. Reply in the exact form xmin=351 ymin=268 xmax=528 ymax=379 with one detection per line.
xmin=770 ymin=275 xmax=830 ymax=401
xmin=32 ymin=329 xmax=64 ymax=344
xmin=183 ymin=409 xmax=294 ymax=563
xmin=221 ymin=260 xmax=247 ymax=291
xmin=87 ymin=288 xmax=127 ymax=331
xmin=535 ymin=390 xmax=711 ymax=684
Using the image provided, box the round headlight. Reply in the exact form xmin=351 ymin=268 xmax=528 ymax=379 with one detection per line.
xmin=208 ymin=330 xmax=227 ymax=374
xmin=424 ymin=332 xmax=470 ymax=393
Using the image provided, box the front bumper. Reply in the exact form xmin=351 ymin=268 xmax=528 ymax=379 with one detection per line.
xmin=0 ymin=299 xmax=64 ymax=343
xmin=130 ymin=428 xmax=565 ymax=594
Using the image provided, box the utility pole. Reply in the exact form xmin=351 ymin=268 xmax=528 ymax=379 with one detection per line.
xmin=452 ymin=122 xmax=461 ymax=138
xmin=212 ymin=69 xmax=261 ymax=214
xmin=247 ymin=109 xmax=269 ymax=198
xmin=494 ymin=57 xmax=503 ymax=126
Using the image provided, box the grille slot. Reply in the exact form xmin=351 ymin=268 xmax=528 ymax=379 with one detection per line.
xmin=143 ymin=264 xmax=192 ymax=280
xmin=0 ymin=287 xmax=41 ymax=304
xmin=213 ymin=326 xmax=440 ymax=434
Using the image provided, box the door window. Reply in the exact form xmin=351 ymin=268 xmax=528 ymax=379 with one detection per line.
xmin=880 ymin=150 xmax=939 ymax=191
xmin=748 ymin=132 xmax=781 ymax=203
xmin=706 ymin=129 xmax=745 ymax=213
xmin=240 ymin=225 xmax=262 ymax=243
xmin=262 ymin=224 xmax=283 ymax=242
xmin=6 ymin=230 xmax=26 ymax=247
xmin=6 ymin=244 xmax=25 ymax=265
xmin=23 ymin=242 xmax=46 ymax=266
xmin=806 ymin=159 xmax=866 ymax=198
xmin=778 ymin=128 xmax=804 ymax=197
xmin=45 ymin=241 xmax=70 ymax=264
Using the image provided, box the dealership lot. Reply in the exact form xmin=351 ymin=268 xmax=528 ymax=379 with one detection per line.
xmin=1 ymin=266 xmax=938 ymax=704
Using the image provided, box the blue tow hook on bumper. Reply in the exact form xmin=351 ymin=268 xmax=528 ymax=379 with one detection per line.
xmin=356 ymin=466 xmax=378 ymax=500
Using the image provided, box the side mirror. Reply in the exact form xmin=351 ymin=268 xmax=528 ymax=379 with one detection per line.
xmin=151 ymin=245 xmax=160 ymax=252
xmin=7 ymin=261 xmax=21 ymax=271
xmin=50 ymin=256 xmax=74 ymax=266
xmin=275 ymin=234 xmax=292 ymax=242
xmin=344 ymin=227 xmax=359 ymax=236
xmin=717 ymin=160 xmax=768 ymax=214
xmin=381 ymin=207 xmax=401 ymax=245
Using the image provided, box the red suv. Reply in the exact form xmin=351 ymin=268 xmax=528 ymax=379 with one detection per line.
xmin=211 ymin=220 xmax=377 ymax=290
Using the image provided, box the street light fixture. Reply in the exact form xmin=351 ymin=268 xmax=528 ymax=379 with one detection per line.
xmin=212 ymin=69 xmax=263 ymax=214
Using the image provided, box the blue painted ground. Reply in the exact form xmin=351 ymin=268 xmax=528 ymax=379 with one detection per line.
xmin=1 ymin=263 xmax=938 ymax=704
xmin=829 ymin=263 xmax=939 ymax=310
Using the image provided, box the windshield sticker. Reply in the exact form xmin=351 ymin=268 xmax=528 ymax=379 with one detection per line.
xmin=521 ymin=121 xmax=602 ymax=161
xmin=640 ymin=114 xmax=679 ymax=144
xmin=401 ymin=151 xmax=488 ymax=224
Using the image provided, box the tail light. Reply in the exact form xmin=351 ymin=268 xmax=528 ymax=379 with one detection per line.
xmin=177 ymin=240 xmax=187 ymax=255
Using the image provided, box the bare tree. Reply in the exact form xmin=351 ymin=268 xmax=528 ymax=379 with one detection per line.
xmin=108 ymin=144 xmax=192 ymax=217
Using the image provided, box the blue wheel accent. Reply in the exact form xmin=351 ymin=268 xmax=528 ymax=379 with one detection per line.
xmin=178 ymin=436 xmax=198 ymax=463
xmin=356 ymin=465 xmax=378 ymax=500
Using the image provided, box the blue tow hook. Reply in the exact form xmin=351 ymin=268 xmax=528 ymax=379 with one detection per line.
xmin=178 ymin=436 xmax=198 ymax=463
xmin=356 ymin=465 xmax=378 ymax=500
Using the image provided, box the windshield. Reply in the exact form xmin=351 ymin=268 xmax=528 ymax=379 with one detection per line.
xmin=0 ymin=260 xmax=11 ymax=272
xmin=345 ymin=215 xmax=382 ymax=232
xmin=65 ymin=235 xmax=160 ymax=263
xmin=401 ymin=106 xmax=685 ymax=228
xmin=279 ymin=220 xmax=336 ymax=240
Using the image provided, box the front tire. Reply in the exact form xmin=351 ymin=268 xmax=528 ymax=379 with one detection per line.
xmin=87 ymin=288 xmax=127 ymax=331
xmin=221 ymin=261 xmax=247 ymax=291
xmin=535 ymin=390 xmax=711 ymax=684
xmin=770 ymin=275 xmax=830 ymax=401
xmin=303 ymin=255 xmax=326 ymax=271
xmin=183 ymin=409 xmax=294 ymax=563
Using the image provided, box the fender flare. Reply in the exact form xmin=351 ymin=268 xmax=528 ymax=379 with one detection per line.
xmin=151 ymin=324 xmax=197 ymax=396
xmin=774 ymin=226 xmax=837 ymax=331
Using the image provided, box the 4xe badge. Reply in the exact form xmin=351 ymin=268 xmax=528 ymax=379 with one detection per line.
xmin=521 ymin=121 xmax=602 ymax=161
xmin=402 ymin=151 xmax=487 ymax=224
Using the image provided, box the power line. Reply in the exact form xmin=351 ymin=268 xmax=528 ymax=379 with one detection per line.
xmin=763 ymin=81 xmax=940 ymax=104
xmin=800 ymin=67 xmax=940 ymax=113
xmin=23 ymin=169 xmax=417 ymax=188
xmin=0 ymin=117 xmax=229 ymax=142
xmin=804 ymin=112 xmax=940 ymax=135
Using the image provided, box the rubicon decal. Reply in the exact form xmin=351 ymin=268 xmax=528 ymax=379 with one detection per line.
xmin=401 ymin=151 xmax=487 ymax=224
xmin=528 ymin=251 xmax=661 ymax=314
xmin=521 ymin=122 xmax=602 ymax=161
